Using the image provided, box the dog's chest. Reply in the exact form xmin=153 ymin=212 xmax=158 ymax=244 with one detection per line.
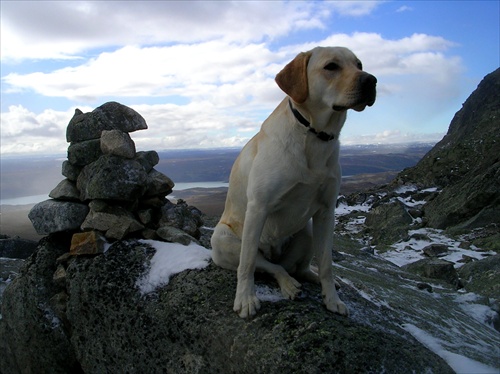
xmin=261 ymin=172 xmax=337 ymax=244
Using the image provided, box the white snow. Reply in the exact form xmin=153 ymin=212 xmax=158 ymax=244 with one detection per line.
xmin=422 ymin=187 xmax=439 ymax=193
xmin=402 ymin=324 xmax=499 ymax=374
xmin=335 ymin=202 xmax=371 ymax=215
xmin=255 ymin=284 xmax=285 ymax=302
xmin=379 ymin=228 xmax=495 ymax=268
xmin=394 ymin=184 xmax=418 ymax=194
xmin=136 ymin=240 xmax=211 ymax=294
xmin=455 ymin=292 xmax=499 ymax=330
xmin=340 ymin=277 xmax=392 ymax=309
xmin=397 ymin=195 xmax=426 ymax=208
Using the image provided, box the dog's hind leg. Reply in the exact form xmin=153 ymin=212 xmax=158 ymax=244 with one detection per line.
xmin=255 ymin=253 xmax=302 ymax=300
xmin=211 ymin=223 xmax=241 ymax=271
xmin=278 ymin=223 xmax=320 ymax=284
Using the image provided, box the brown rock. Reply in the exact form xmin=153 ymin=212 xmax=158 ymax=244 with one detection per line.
xmin=70 ymin=231 xmax=106 ymax=256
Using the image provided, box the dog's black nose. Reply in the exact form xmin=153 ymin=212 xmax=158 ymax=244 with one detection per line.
xmin=359 ymin=73 xmax=377 ymax=106
xmin=360 ymin=73 xmax=377 ymax=88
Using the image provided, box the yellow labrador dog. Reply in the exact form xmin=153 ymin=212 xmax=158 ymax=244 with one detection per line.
xmin=211 ymin=46 xmax=376 ymax=318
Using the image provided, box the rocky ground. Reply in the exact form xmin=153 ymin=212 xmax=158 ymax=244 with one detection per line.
xmin=2 ymin=182 xmax=498 ymax=373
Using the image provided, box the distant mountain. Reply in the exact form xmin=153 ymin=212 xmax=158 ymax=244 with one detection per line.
xmin=153 ymin=144 xmax=432 ymax=184
xmin=397 ymin=68 xmax=500 ymax=230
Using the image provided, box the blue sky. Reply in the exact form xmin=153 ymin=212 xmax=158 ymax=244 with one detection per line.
xmin=1 ymin=1 xmax=499 ymax=155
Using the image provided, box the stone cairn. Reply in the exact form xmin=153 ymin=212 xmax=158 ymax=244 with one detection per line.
xmin=29 ymin=102 xmax=202 ymax=254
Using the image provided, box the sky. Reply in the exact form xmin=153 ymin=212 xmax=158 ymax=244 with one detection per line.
xmin=1 ymin=0 xmax=499 ymax=156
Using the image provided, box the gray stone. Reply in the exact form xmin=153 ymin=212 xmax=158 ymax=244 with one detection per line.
xmin=77 ymin=155 xmax=147 ymax=201
xmin=49 ymin=179 xmax=81 ymax=201
xmin=402 ymin=258 xmax=461 ymax=288
xmin=156 ymin=225 xmax=198 ymax=245
xmin=137 ymin=209 xmax=153 ymax=225
xmin=144 ymin=169 xmax=174 ymax=197
xmin=365 ymin=200 xmax=413 ymax=245
xmin=100 ymin=129 xmax=136 ymax=159
xmin=67 ymin=139 xmax=102 ymax=166
xmin=66 ymin=102 xmax=147 ymax=143
xmin=81 ymin=205 xmax=144 ymax=240
xmin=88 ymin=199 xmax=109 ymax=213
xmin=134 ymin=151 xmax=159 ymax=172
xmin=61 ymin=160 xmax=82 ymax=181
xmin=92 ymin=101 xmax=147 ymax=134
xmin=458 ymin=254 xmax=500 ymax=300
xmin=66 ymin=108 xmax=102 ymax=143
xmin=159 ymin=200 xmax=203 ymax=239
xmin=422 ymin=243 xmax=449 ymax=257
xmin=28 ymin=200 xmax=89 ymax=235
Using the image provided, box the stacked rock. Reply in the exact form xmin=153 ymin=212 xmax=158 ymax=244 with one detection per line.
xmin=29 ymin=102 xmax=202 ymax=248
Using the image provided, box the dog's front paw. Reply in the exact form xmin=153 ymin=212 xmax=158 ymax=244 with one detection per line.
xmin=325 ymin=296 xmax=349 ymax=316
xmin=278 ymin=276 xmax=302 ymax=300
xmin=234 ymin=293 xmax=261 ymax=319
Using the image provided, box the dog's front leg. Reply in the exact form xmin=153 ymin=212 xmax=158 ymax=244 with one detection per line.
xmin=234 ymin=201 xmax=267 ymax=318
xmin=313 ymin=209 xmax=349 ymax=316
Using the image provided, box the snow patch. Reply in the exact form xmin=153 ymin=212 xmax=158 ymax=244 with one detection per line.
xmin=379 ymin=228 xmax=495 ymax=268
xmin=394 ymin=184 xmax=418 ymax=194
xmin=341 ymin=277 xmax=392 ymax=309
xmin=336 ymin=202 xmax=371 ymax=216
xmin=455 ymin=292 xmax=499 ymax=329
xmin=255 ymin=284 xmax=285 ymax=302
xmin=402 ymin=324 xmax=499 ymax=374
xmin=136 ymin=240 xmax=211 ymax=294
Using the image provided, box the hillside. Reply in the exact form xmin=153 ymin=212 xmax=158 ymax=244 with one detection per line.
xmin=397 ymin=68 xmax=500 ymax=230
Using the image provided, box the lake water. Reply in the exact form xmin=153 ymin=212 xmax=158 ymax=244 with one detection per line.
xmin=0 ymin=182 xmax=229 ymax=206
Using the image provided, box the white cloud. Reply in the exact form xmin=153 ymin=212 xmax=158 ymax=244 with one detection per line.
xmin=0 ymin=28 xmax=464 ymax=155
xmin=1 ymin=1 xmax=329 ymax=62
xmin=2 ymin=32 xmax=462 ymax=104
xmin=0 ymin=1 xmax=468 ymax=155
xmin=396 ymin=6 xmax=413 ymax=13
xmin=0 ymin=105 xmax=83 ymax=154
xmin=2 ymin=42 xmax=283 ymax=105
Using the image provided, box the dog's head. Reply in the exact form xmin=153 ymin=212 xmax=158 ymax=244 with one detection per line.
xmin=275 ymin=46 xmax=376 ymax=112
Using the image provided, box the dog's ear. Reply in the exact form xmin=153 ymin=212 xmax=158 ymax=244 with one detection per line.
xmin=275 ymin=51 xmax=312 ymax=104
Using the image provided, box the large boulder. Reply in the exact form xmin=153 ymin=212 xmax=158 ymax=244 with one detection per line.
xmin=77 ymin=155 xmax=148 ymax=201
xmin=100 ymin=129 xmax=136 ymax=159
xmin=81 ymin=205 xmax=144 ymax=240
xmin=28 ymin=200 xmax=89 ymax=235
xmin=67 ymin=139 xmax=102 ymax=166
xmin=66 ymin=102 xmax=147 ymax=143
xmin=365 ymin=200 xmax=413 ymax=245
xmin=458 ymin=254 xmax=500 ymax=300
xmin=0 ymin=235 xmax=454 ymax=374
xmin=49 ymin=179 xmax=80 ymax=201
xmin=134 ymin=150 xmax=160 ymax=172
xmin=402 ymin=258 xmax=461 ymax=288
xmin=159 ymin=200 xmax=203 ymax=239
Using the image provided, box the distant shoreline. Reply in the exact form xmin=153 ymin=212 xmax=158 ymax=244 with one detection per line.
xmin=0 ymin=185 xmax=229 ymax=241
xmin=0 ymin=181 xmax=230 ymax=206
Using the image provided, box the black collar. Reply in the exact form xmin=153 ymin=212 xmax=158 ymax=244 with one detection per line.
xmin=288 ymin=99 xmax=335 ymax=142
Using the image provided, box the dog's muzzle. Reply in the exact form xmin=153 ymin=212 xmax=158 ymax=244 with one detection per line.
xmin=332 ymin=73 xmax=377 ymax=112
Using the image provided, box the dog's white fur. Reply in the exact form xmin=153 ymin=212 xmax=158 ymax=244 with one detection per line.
xmin=211 ymin=46 xmax=377 ymax=318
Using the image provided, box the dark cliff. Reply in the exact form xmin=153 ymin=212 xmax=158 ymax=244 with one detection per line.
xmin=397 ymin=68 xmax=500 ymax=229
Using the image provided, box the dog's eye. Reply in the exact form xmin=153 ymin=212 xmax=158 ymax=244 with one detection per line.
xmin=357 ymin=61 xmax=363 ymax=70
xmin=324 ymin=62 xmax=340 ymax=71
